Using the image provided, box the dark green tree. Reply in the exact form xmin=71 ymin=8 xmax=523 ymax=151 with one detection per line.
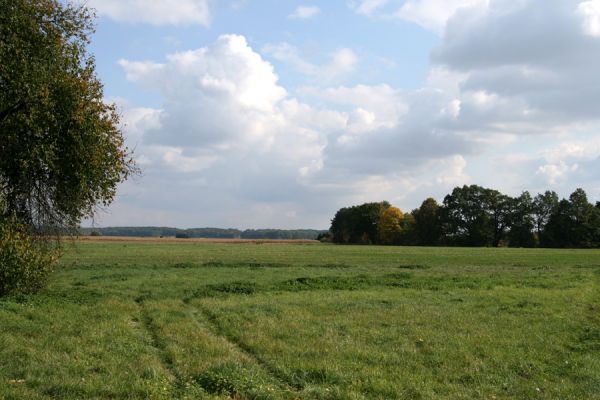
xmin=411 ymin=198 xmax=441 ymax=246
xmin=441 ymin=185 xmax=510 ymax=246
xmin=532 ymin=191 xmax=559 ymax=244
xmin=330 ymin=202 xmax=390 ymax=244
xmin=507 ymin=191 xmax=535 ymax=247
xmin=542 ymin=189 xmax=600 ymax=248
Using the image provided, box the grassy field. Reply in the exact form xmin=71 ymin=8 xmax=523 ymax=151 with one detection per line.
xmin=1 ymin=241 xmax=599 ymax=399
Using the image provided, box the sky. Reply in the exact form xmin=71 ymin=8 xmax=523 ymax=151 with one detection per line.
xmin=81 ymin=0 xmax=600 ymax=229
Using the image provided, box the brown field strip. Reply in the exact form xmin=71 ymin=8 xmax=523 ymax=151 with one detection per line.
xmin=73 ymin=236 xmax=320 ymax=245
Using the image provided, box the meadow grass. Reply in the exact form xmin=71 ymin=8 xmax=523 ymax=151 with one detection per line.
xmin=1 ymin=241 xmax=599 ymax=399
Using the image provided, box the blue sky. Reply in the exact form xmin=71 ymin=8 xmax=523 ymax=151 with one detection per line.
xmin=82 ymin=0 xmax=600 ymax=229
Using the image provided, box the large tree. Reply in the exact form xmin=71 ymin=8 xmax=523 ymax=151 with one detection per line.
xmin=1 ymin=1 xmax=134 ymax=295
xmin=412 ymin=198 xmax=441 ymax=246
xmin=0 ymin=0 xmax=134 ymax=233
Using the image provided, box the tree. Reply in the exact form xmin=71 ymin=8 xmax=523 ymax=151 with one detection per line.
xmin=330 ymin=202 xmax=390 ymax=244
xmin=0 ymin=0 xmax=134 ymax=233
xmin=542 ymin=189 xmax=600 ymax=248
xmin=542 ymin=199 xmax=575 ymax=248
xmin=1 ymin=0 xmax=134 ymax=294
xmin=532 ymin=191 xmax=559 ymax=244
xmin=412 ymin=198 xmax=441 ymax=246
xmin=507 ymin=192 xmax=535 ymax=247
xmin=378 ymin=207 xmax=403 ymax=245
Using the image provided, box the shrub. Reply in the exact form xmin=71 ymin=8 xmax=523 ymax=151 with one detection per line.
xmin=0 ymin=220 xmax=58 ymax=297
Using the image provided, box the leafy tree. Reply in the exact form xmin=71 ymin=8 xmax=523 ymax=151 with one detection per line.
xmin=378 ymin=206 xmax=403 ymax=245
xmin=441 ymin=186 xmax=490 ymax=246
xmin=398 ymin=212 xmax=417 ymax=245
xmin=330 ymin=202 xmax=390 ymax=244
xmin=412 ymin=198 xmax=441 ymax=246
xmin=542 ymin=199 xmax=575 ymax=248
xmin=0 ymin=0 xmax=134 ymax=233
xmin=484 ymin=189 xmax=513 ymax=247
xmin=542 ymin=189 xmax=600 ymax=248
xmin=532 ymin=191 xmax=559 ymax=243
xmin=1 ymin=0 xmax=134 ymax=295
xmin=507 ymin=192 xmax=535 ymax=247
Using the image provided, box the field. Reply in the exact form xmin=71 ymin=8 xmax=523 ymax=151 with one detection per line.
xmin=1 ymin=241 xmax=599 ymax=400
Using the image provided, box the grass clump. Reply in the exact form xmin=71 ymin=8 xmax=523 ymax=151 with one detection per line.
xmin=195 ymin=362 xmax=280 ymax=399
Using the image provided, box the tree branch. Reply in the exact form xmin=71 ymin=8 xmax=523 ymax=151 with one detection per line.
xmin=0 ymin=101 xmax=25 ymax=122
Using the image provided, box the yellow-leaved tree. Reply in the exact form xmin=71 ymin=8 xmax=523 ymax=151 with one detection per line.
xmin=378 ymin=207 xmax=404 ymax=245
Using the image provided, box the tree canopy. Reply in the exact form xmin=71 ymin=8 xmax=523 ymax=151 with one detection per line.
xmin=1 ymin=0 xmax=135 ymax=296
xmin=329 ymin=186 xmax=600 ymax=248
xmin=0 ymin=0 xmax=134 ymax=233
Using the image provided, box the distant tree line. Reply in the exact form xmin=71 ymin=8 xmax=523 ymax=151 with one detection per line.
xmin=80 ymin=227 xmax=327 ymax=240
xmin=328 ymin=186 xmax=600 ymax=248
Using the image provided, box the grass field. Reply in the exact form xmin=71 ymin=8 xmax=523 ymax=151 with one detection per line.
xmin=1 ymin=241 xmax=599 ymax=399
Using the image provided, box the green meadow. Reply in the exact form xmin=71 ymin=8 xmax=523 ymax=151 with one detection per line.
xmin=1 ymin=241 xmax=599 ymax=399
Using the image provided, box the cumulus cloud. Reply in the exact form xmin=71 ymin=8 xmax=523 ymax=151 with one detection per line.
xmin=298 ymin=84 xmax=408 ymax=130
xmin=111 ymin=34 xmax=477 ymax=227
xmin=263 ymin=43 xmax=358 ymax=84
xmin=431 ymin=0 xmax=600 ymax=134
xmin=288 ymin=5 xmax=321 ymax=19
xmin=120 ymin=35 xmax=288 ymax=148
xmin=351 ymin=0 xmax=390 ymax=16
xmin=350 ymin=0 xmax=489 ymax=33
xmin=103 ymin=1 xmax=600 ymax=227
xmin=578 ymin=0 xmax=600 ymax=36
xmin=87 ymin=0 xmax=211 ymax=26
xmin=396 ymin=0 xmax=488 ymax=33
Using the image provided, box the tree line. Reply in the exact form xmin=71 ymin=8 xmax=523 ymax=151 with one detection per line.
xmin=81 ymin=227 xmax=328 ymax=240
xmin=328 ymin=186 xmax=600 ymax=248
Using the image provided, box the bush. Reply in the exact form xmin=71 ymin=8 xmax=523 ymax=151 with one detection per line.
xmin=0 ymin=220 xmax=58 ymax=297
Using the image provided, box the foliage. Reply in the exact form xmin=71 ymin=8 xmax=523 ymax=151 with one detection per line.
xmin=0 ymin=218 xmax=58 ymax=296
xmin=0 ymin=0 xmax=135 ymax=233
xmin=542 ymin=189 xmax=600 ymax=248
xmin=330 ymin=202 xmax=390 ymax=244
xmin=532 ymin=191 xmax=559 ymax=243
xmin=412 ymin=198 xmax=442 ymax=246
xmin=507 ymin=192 xmax=536 ymax=248
xmin=329 ymin=187 xmax=600 ymax=248
xmin=0 ymin=0 xmax=134 ymax=296
xmin=378 ymin=206 xmax=403 ymax=245
xmin=440 ymin=185 xmax=512 ymax=247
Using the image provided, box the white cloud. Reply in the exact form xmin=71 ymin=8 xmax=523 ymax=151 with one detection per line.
xmin=431 ymin=0 xmax=600 ymax=135
xmin=87 ymin=0 xmax=211 ymax=26
xmin=103 ymin=0 xmax=600 ymax=228
xmin=111 ymin=34 xmax=479 ymax=227
xmin=299 ymin=84 xmax=408 ymax=129
xmin=578 ymin=0 xmax=600 ymax=37
xmin=351 ymin=0 xmax=390 ymax=16
xmin=396 ymin=0 xmax=488 ymax=33
xmin=536 ymin=162 xmax=579 ymax=185
xmin=350 ymin=0 xmax=489 ymax=33
xmin=288 ymin=5 xmax=321 ymax=19
xmin=121 ymin=35 xmax=288 ymax=148
xmin=263 ymin=43 xmax=358 ymax=85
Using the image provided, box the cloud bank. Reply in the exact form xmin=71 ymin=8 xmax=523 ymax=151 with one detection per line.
xmin=98 ymin=0 xmax=600 ymax=228
xmin=88 ymin=0 xmax=211 ymax=26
